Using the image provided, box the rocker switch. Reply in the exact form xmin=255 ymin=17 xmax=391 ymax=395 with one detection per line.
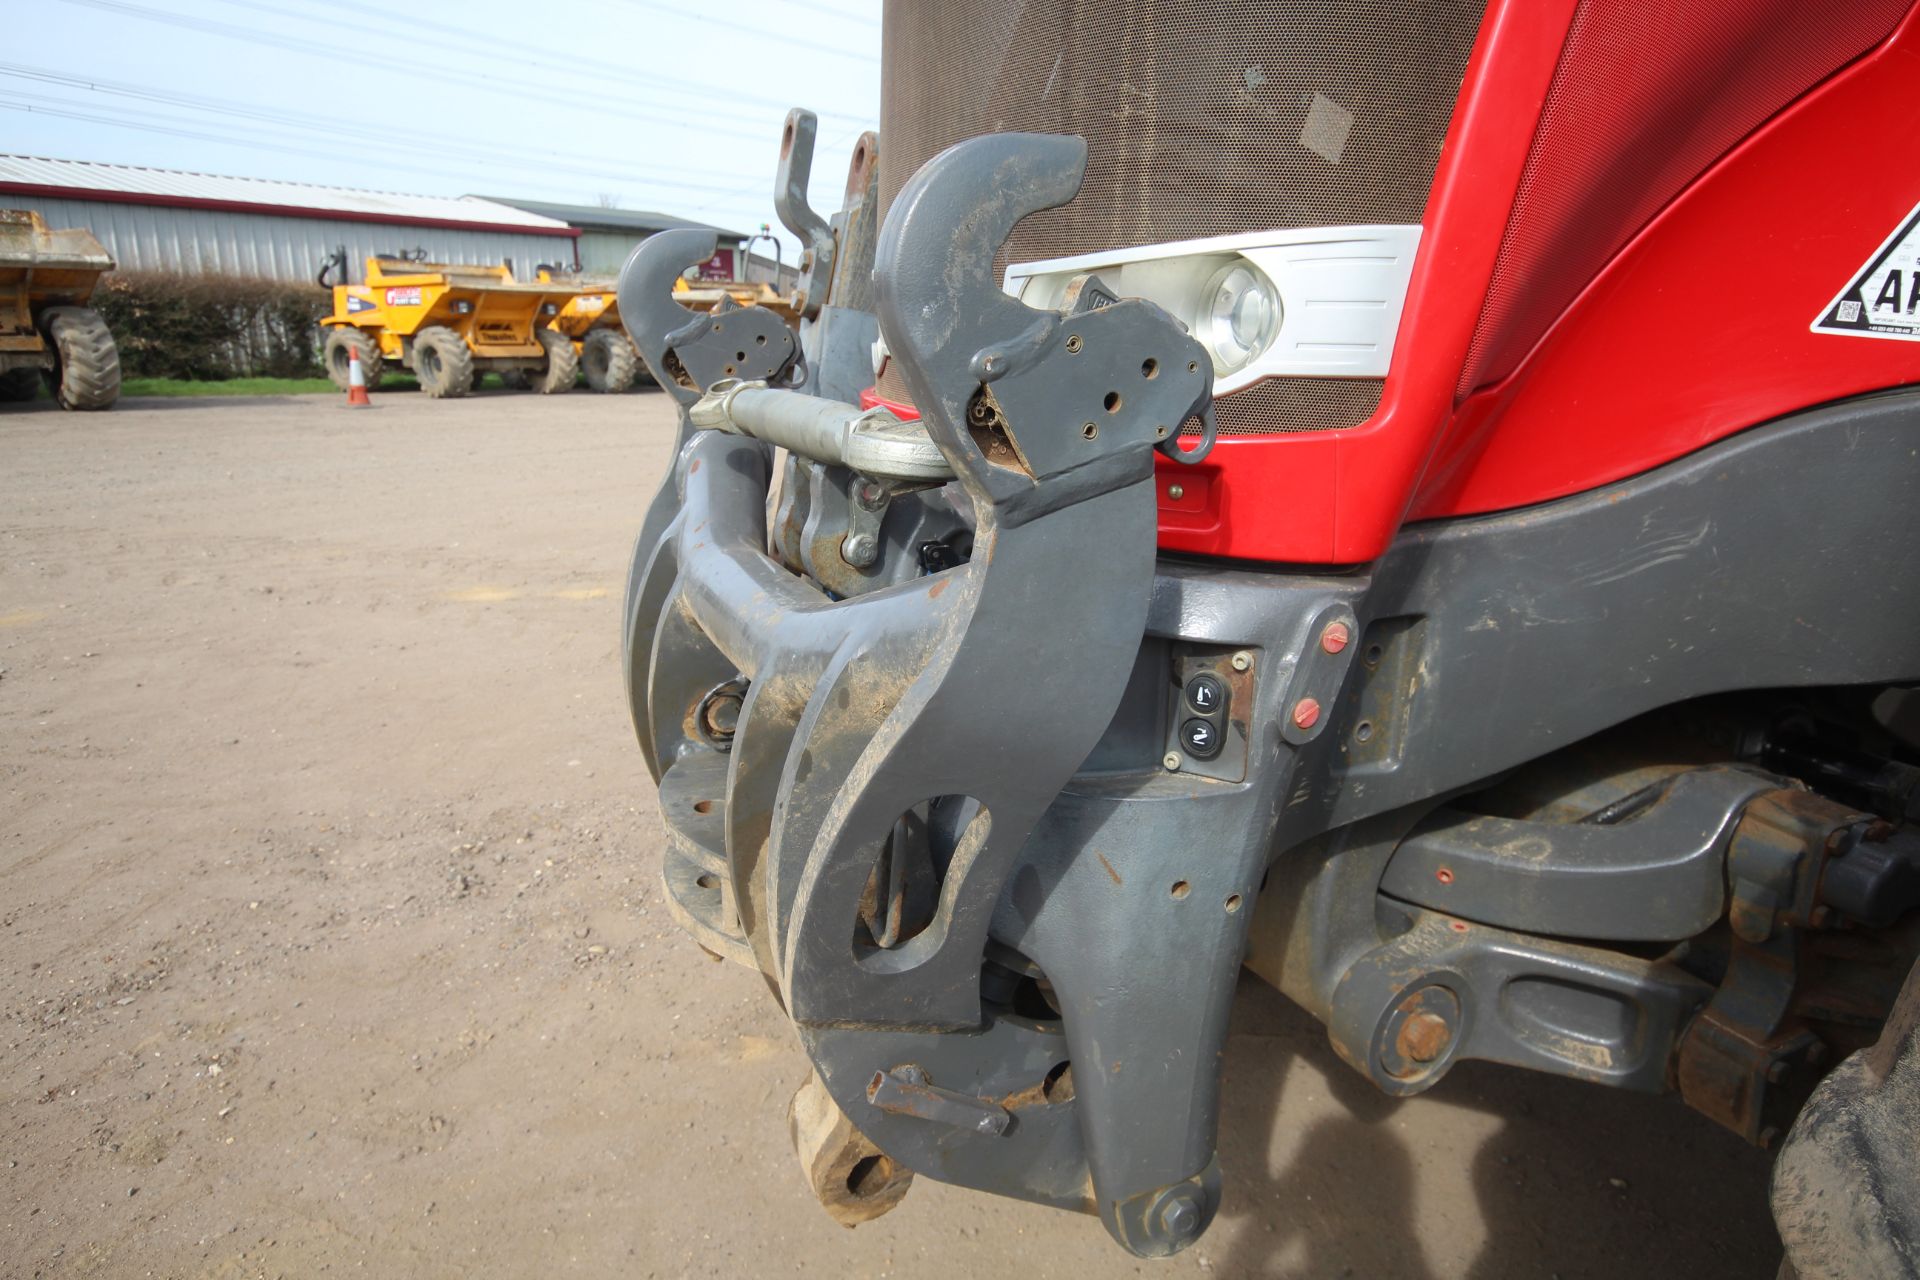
xmin=1186 ymin=674 xmax=1226 ymax=716
xmin=1181 ymin=718 xmax=1222 ymax=760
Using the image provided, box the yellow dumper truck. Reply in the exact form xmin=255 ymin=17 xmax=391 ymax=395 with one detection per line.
xmin=319 ymin=253 xmax=579 ymax=399
xmin=536 ymin=269 xmax=640 ymax=394
xmin=0 ymin=210 xmax=120 ymax=411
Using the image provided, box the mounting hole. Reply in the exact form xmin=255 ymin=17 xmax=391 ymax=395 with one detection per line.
xmin=846 ymin=1154 xmax=895 ymax=1199
xmin=693 ymin=799 xmax=715 ymax=814
xmin=755 ymin=334 xmax=767 ymax=345
xmin=1103 ymin=391 xmax=1123 ymax=413
xmin=1170 ymin=880 xmax=1191 ymax=900
xmin=723 ymin=365 xmax=736 ymax=376
xmin=712 ymin=322 xmax=722 ymax=332
xmin=1355 ymin=720 xmax=1375 ymax=743
xmin=695 ymin=873 xmax=719 ymax=890
xmin=735 ymin=350 xmax=747 ymax=362
xmin=1364 ymin=642 xmax=1385 ymax=668
xmin=1225 ymin=893 xmax=1243 ymax=914
xmin=1141 ymin=358 xmax=1159 ymax=379
xmin=1041 ymin=1060 xmax=1075 ymax=1104
xmin=1081 ymin=422 xmax=1098 ymax=440
xmin=1436 ymin=867 xmax=1455 ymax=885
xmin=1187 ymin=360 xmax=1199 ymax=373
xmin=1064 ymin=334 xmax=1083 ymax=354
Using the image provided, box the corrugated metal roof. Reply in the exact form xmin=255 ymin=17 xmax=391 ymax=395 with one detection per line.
xmin=0 ymin=155 xmax=570 ymax=231
xmin=479 ymin=196 xmax=750 ymax=240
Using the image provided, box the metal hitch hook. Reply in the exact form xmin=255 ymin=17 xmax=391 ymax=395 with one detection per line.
xmin=775 ymin=109 xmax=838 ymax=321
xmin=875 ymin=134 xmax=1218 ymax=510
xmin=615 ymin=227 xmax=797 ymax=403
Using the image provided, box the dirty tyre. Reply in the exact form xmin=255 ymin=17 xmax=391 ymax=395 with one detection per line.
xmin=41 ymin=306 xmax=120 ymax=411
xmin=535 ymin=327 xmax=577 ymax=395
xmin=323 ymin=327 xmax=385 ymax=392
xmin=412 ymin=326 xmax=473 ymax=399
xmin=0 ymin=367 xmax=42 ymax=402
xmin=581 ymin=329 xmax=637 ymax=393
xmin=497 ymin=370 xmax=532 ymax=391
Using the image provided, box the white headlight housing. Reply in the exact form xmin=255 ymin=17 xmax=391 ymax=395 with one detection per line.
xmin=1004 ymin=226 xmax=1421 ymax=396
xmin=1199 ymin=260 xmax=1281 ymax=376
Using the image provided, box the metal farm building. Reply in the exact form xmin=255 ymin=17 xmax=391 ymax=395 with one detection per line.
xmin=0 ymin=155 xmax=579 ymax=283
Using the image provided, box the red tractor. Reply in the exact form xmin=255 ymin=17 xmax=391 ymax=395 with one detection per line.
xmin=617 ymin=3 xmax=1920 ymax=1270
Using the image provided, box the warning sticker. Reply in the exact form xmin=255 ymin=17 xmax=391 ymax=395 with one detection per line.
xmin=384 ymin=286 xmax=423 ymax=308
xmin=1812 ymin=200 xmax=1920 ymax=342
xmin=345 ymin=293 xmax=374 ymax=314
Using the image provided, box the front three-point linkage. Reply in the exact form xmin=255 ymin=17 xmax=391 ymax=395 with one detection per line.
xmin=619 ymin=130 xmax=1220 ymax=1257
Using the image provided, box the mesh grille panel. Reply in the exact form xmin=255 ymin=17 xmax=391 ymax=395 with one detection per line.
xmin=879 ymin=0 xmax=1485 ymax=269
xmin=877 ymin=0 xmax=1483 ymax=435
xmin=1211 ymin=377 xmax=1385 ymax=436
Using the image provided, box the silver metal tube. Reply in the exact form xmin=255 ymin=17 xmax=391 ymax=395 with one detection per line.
xmin=689 ymin=380 xmax=955 ymax=482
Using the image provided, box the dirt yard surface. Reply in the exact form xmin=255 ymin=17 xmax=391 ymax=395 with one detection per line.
xmin=2 ymin=390 xmax=1780 ymax=1279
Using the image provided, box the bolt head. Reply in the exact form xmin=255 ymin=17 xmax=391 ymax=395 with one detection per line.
xmin=1321 ymin=621 xmax=1351 ymax=654
xmin=1167 ymin=484 xmax=1185 ymax=501
xmin=843 ymin=533 xmax=878 ymax=567
xmin=1396 ymin=1011 xmax=1453 ymax=1064
xmin=1162 ymin=752 xmax=1182 ymax=772
xmin=1230 ymin=650 xmax=1253 ymax=672
xmin=1158 ymin=1191 xmax=1202 ymax=1241
xmin=1291 ymin=697 xmax=1321 ymax=730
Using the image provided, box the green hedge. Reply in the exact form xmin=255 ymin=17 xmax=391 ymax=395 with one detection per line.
xmin=92 ymin=272 xmax=330 ymax=380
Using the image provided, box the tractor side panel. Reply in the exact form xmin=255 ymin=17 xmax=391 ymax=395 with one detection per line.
xmin=1150 ymin=0 xmax=1919 ymax=562
xmin=1411 ymin=1 xmax=1920 ymax=519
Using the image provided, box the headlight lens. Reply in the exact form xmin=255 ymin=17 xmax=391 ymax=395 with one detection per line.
xmin=1199 ymin=261 xmax=1280 ymax=375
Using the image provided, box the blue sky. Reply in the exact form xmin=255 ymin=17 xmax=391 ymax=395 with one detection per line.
xmin=10 ymin=0 xmax=883 ymax=252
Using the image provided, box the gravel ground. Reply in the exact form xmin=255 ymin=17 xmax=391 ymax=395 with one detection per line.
xmin=1 ymin=388 xmax=1779 ymax=1278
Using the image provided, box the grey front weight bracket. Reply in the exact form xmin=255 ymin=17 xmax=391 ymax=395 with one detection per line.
xmin=623 ymin=132 xmax=1217 ymax=1257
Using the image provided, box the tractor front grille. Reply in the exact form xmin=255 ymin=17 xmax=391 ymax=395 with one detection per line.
xmin=877 ymin=0 xmax=1484 ymax=436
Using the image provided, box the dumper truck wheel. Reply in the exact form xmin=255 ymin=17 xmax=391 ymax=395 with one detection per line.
xmin=412 ymin=326 xmax=473 ymax=399
xmin=40 ymin=306 xmax=120 ymax=411
xmin=581 ymin=329 xmax=637 ymax=393
xmin=323 ymin=328 xmax=385 ymax=392
xmin=535 ymin=328 xmax=577 ymax=395
xmin=0 ymin=367 xmax=41 ymax=402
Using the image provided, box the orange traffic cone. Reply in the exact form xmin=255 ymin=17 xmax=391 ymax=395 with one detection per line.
xmin=344 ymin=345 xmax=374 ymax=409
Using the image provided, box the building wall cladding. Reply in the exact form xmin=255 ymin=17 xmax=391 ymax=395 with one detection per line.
xmin=19 ymin=196 xmax=575 ymax=285
xmin=576 ymin=229 xmax=643 ymax=277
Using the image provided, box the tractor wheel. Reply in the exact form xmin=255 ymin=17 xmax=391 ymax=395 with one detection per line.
xmin=582 ymin=329 xmax=637 ymax=393
xmin=535 ymin=327 xmax=577 ymax=395
xmin=323 ymin=327 xmax=385 ymax=392
xmin=497 ymin=370 xmax=532 ymax=391
xmin=412 ymin=326 xmax=474 ymax=399
xmin=0 ymin=367 xmax=42 ymax=402
xmin=40 ymin=306 xmax=121 ymax=411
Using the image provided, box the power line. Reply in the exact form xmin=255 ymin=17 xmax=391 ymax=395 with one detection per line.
xmin=209 ymin=0 xmax=877 ymax=130
xmin=785 ymin=0 xmax=883 ymax=28
xmin=686 ymin=123 xmax=871 ymax=215
xmin=0 ymin=63 xmax=784 ymax=192
xmin=52 ymin=0 xmax=854 ymax=150
xmin=611 ymin=0 xmax=880 ymax=63
xmin=0 ymin=91 xmax=800 ymax=231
